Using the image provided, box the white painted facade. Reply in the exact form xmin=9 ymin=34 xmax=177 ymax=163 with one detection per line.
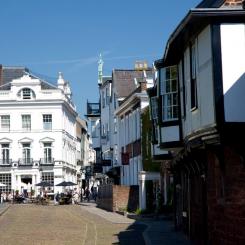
xmin=117 ymin=106 xmax=142 ymax=186
xmin=220 ymin=24 xmax=245 ymax=122
xmin=179 ymin=25 xmax=216 ymax=139
xmin=0 ymin=72 xmax=78 ymax=196
xmin=99 ymin=77 xmax=113 ymax=172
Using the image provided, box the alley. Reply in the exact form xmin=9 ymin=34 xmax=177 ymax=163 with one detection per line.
xmin=0 ymin=204 xmax=146 ymax=245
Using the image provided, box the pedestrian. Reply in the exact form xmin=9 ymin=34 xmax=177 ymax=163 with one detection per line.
xmin=0 ymin=190 xmax=2 ymax=204
xmin=7 ymin=192 xmax=12 ymax=202
xmin=73 ymin=190 xmax=79 ymax=204
xmin=3 ymin=192 xmax=6 ymax=202
xmin=93 ymin=187 xmax=97 ymax=202
xmin=81 ymin=188 xmax=84 ymax=202
xmin=85 ymin=187 xmax=90 ymax=202
xmin=54 ymin=191 xmax=60 ymax=205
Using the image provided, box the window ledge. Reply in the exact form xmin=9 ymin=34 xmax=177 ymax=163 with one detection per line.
xmin=190 ymin=107 xmax=198 ymax=112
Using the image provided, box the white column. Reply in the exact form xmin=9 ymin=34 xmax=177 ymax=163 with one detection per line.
xmin=11 ymin=171 xmax=15 ymax=192
xmin=139 ymin=179 xmax=146 ymax=210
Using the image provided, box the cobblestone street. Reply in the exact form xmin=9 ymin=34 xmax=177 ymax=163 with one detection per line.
xmin=0 ymin=204 xmax=146 ymax=245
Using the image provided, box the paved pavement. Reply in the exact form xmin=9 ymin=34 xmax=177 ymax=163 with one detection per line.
xmin=0 ymin=203 xmax=146 ymax=245
xmin=0 ymin=202 xmax=191 ymax=244
xmin=80 ymin=202 xmax=192 ymax=245
xmin=0 ymin=203 xmax=10 ymax=216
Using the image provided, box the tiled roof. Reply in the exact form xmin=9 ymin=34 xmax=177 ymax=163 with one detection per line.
xmin=0 ymin=66 xmax=57 ymax=90
xmin=112 ymin=69 xmax=153 ymax=98
xmin=2 ymin=66 xmax=28 ymax=84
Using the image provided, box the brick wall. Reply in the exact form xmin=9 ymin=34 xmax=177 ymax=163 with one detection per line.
xmin=207 ymin=146 xmax=245 ymax=244
xmin=97 ymin=184 xmax=139 ymax=212
xmin=97 ymin=184 xmax=113 ymax=211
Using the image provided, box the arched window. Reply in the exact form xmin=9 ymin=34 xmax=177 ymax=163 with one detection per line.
xmin=17 ymin=88 xmax=36 ymax=100
xmin=22 ymin=88 xmax=31 ymax=99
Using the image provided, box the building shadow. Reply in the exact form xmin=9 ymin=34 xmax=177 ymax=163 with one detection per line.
xmin=112 ymin=221 xmax=147 ymax=245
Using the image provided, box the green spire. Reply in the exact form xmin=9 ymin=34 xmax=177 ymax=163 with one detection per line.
xmin=98 ymin=53 xmax=103 ymax=85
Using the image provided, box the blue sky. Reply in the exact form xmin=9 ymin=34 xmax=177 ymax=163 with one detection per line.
xmin=0 ymin=0 xmax=200 ymax=117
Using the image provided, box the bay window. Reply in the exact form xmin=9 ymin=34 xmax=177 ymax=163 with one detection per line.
xmin=160 ymin=66 xmax=179 ymax=121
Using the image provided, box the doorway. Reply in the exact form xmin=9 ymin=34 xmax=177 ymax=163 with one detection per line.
xmin=21 ymin=175 xmax=32 ymax=197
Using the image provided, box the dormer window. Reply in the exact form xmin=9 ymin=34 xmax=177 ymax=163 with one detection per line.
xmin=22 ymin=88 xmax=31 ymax=99
xmin=17 ymin=88 xmax=35 ymax=100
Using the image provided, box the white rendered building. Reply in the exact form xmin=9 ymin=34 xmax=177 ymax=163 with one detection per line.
xmin=0 ymin=67 xmax=78 ymax=197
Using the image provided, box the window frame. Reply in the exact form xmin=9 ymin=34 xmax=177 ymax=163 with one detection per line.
xmin=22 ymin=88 xmax=31 ymax=99
xmin=22 ymin=143 xmax=31 ymax=164
xmin=43 ymin=114 xmax=52 ymax=131
xmin=43 ymin=142 xmax=52 ymax=164
xmin=114 ymin=117 xmax=117 ymax=133
xmin=1 ymin=143 xmax=10 ymax=164
xmin=190 ymin=43 xmax=198 ymax=110
xmin=0 ymin=115 xmax=10 ymax=131
xmin=160 ymin=66 xmax=179 ymax=122
xmin=150 ymin=96 xmax=158 ymax=120
xmin=22 ymin=114 xmax=31 ymax=131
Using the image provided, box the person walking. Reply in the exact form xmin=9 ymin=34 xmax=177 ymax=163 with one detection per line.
xmin=0 ymin=190 xmax=2 ymax=204
xmin=54 ymin=191 xmax=60 ymax=205
xmin=85 ymin=187 xmax=90 ymax=202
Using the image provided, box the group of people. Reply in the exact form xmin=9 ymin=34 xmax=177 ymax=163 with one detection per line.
xmin=0 ymin=191 xmax=13 ymax=204
xmin=54 ymin=189 xmax=80 ymax=205
xmin=0 ymin=185 xmax=98 ymax=205
xmin=53 ymin=186 xmax=98 ymax=205
xmin=82 ymin=186 xmax=97 ymax=202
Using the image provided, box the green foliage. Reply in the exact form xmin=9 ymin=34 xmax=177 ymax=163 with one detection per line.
xmin=135 ymin=208 xmax=150 ymax=215
xmin=135 ymin=207 xmax=142 ymax=215
xmin=118 ymin=206 xmax=128 ymax=212
xmin=141 ymin=107 xmax=160 ymax=172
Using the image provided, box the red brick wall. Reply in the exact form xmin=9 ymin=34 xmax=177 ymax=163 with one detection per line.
xmin=97 ymin=184 xmax=139 ymax=212
xmin=207 ymin=146 xmax=245 ymax=244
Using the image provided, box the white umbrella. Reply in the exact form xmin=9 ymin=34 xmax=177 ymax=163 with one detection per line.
xmin=0 ymin=183 xmax=7 ymax=187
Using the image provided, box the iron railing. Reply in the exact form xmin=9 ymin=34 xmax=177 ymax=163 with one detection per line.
xmin=0 ymin=159 xmax=12 ymax=166
xmin=40 ymin=158 xmax=54 ymax=165
xmin=18 ymin=158 xmax=33 ymax=166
